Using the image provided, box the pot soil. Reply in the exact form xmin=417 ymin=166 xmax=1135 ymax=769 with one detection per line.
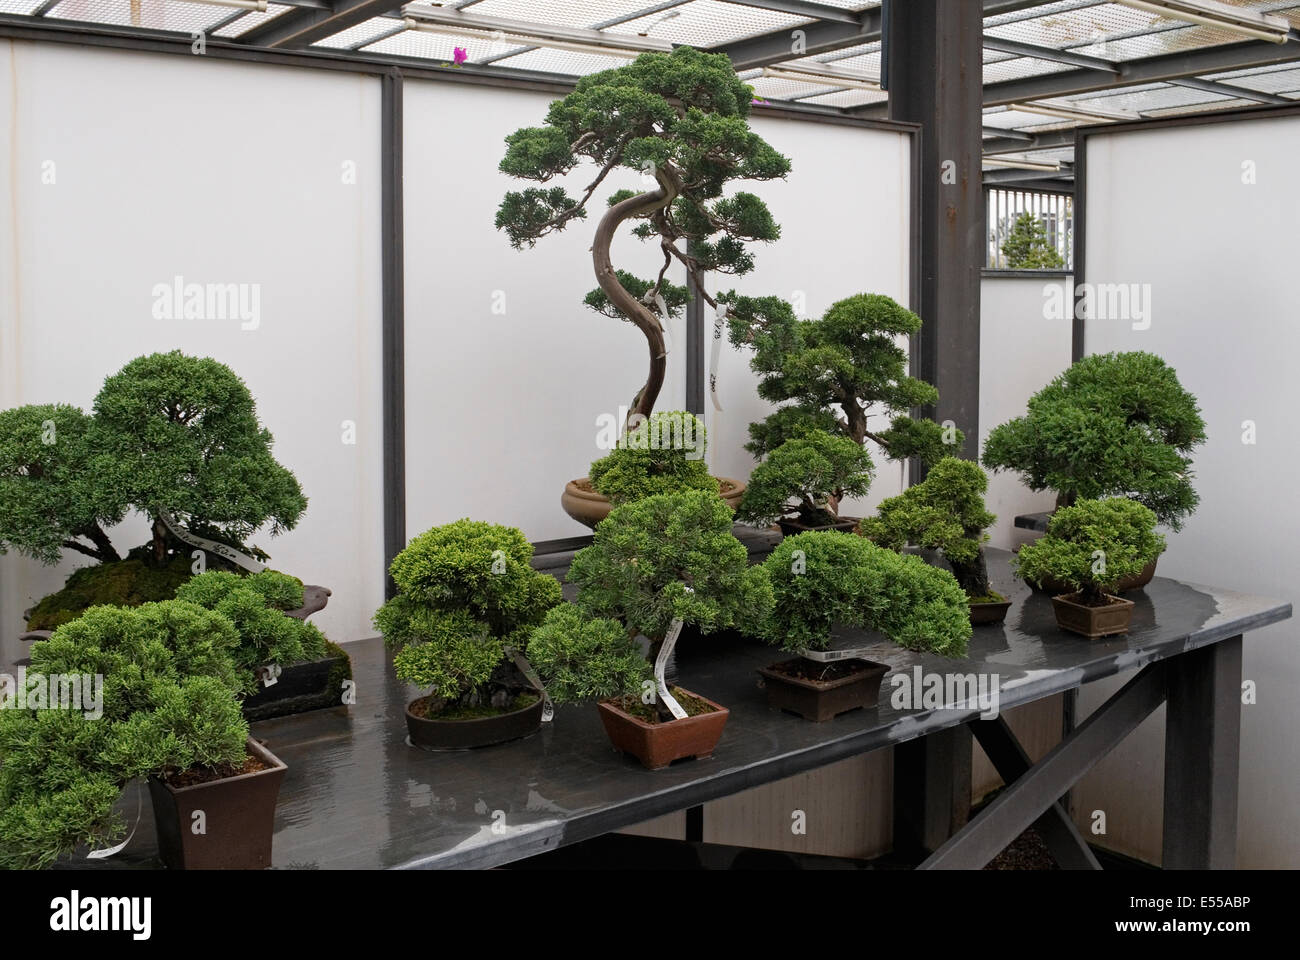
xmin=242 ymin=642 xmax=353 ymax=721
xmin=758 ymin=657 xmax=889 ymax=722
xmin=405 ymin=686 xmax=544 ymax=751
xmin=1025 ymin=558 xmax=1158 ymax=595
xmin=597 ymin=687 xmax=729 ymax=769
xmin=148 ymin=737 xmax=286 ymax=870
xmin=969 ymin=593 xmax=1012 ymax=626
xmin=775 ymin=515 xmax=861 ymax=537
xmin=1050 ymin=592 xmax=1135 ymax=638
xmin=561 ymin=477 xmax=745 ymax=529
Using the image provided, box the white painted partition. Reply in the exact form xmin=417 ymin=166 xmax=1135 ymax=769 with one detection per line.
xmin=1071 ymin=112 xmax=1300 ymax=868
xmin=0 ymin=41 xmax=385 ymax=657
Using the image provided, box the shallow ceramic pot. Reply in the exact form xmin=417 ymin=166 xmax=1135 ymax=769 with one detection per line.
xmin=1050 ymin=592 xmax=1135 ymax=638
xmin=758 ymin=657 xmax=889 ymax=722
xmin=969 ymin=597 xmax=1013 ymax=626
xmin=561 ymin=477 xmax=745 ymax=529
xmin=405 ymin=686 xmax=544 ymax=751
xmin=597 ymin=688 xmax=729 ymax=770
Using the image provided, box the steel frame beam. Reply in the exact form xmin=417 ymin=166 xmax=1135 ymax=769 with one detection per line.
xmin=381 ymin=68 xmax=405 ymax=597
xmin=239 ymin=0 xmax=400 ymax=48
xmin=983 ymin=164 xmax=1073 ymax=183
xmin=713 ymin=0 xmax=860 ymax=24
xmin=712 ymin=6 xmax=881 ymax=71
xmin=1168 ymin=74 xmax=1291 ymax=104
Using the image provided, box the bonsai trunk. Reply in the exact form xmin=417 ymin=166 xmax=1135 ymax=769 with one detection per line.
xmin=949 ymin=550 xmax=992 ymax=599
xmin=151 ymin=517 xmax=170 ymax=565
xmin=592 ymin=166 xmax=682 ymax=425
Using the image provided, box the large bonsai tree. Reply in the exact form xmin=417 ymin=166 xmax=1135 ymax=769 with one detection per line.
xmin=982 ymin=351 xmax=1206 ymax=528
xmin=725 ymin=292 xmax=963 ymax=463
xmin=496 ymin=46 xmax=790 ymax=421
xmin=858 ymin=457 xmax=998 ymax=600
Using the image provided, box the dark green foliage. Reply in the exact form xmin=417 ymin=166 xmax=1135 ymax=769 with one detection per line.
xmin=25 ymin=545 xmax=196 ymax=631
xmin=982 ymin=352 xmax=1206 ymax=528
xmin=589 ymin=411 xmax=719 ymax=505
xmin=584 ymin=271 xmax=690 ymax=322
xmin=725 ymin=292 xmax=961 ymax=463
xmin=763 ymin=532 xmax=972 ymax=657
xmin=372 ymin=520 xmax=562 ymax=708
xmin=568 ymin=490 xmax=772 ymax=643
xmin=0 ymin=403 xmax=126 ymax=565
xmin=526 ymin=605 xmax=650 ymax=705
xmin=1001 ymin=212 xmax=1065 ymax=270
xmin=1014 ymin=498 xmax=1165 ymax=603
xmin=737 ymin=430 xmax=873 ymax=527
xmin=858 ymin=458 xmax=996 ymax=598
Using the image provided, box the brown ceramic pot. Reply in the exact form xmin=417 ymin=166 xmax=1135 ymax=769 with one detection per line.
xmin=561 ymin=477 xmax=745 ymax=529
xmin=969 ymin=597 xmax=1013 ymax=626
xmin=1050 ymin=592 xmax=1135 ymax=638
xmin=1026 ymin=558 xmax=1158 ymax=595
xmin=758 ymin=658 xmax=889 ymax=722
xmin=597 ymin=688 xmax=729 ymax=770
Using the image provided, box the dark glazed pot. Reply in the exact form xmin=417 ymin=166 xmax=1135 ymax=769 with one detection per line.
xmin=758 ymin=658 xmax=889 ymax=722
xmin=1026 ymin=558 xmax=1158 ymax=595
xmin=597 ymin=688 xmax=729 ymax=770
xmin=775 ymin=515 xmax=860 ymax=537
xmin=1051 ymin=592 xmax=1135 ymax=638
xmin=969 ymin=597 xmax=1013 ymax=626
xmin=405 ymin=686 xmax=545 ymax=751
xmin=241 ymin=646 xmax=352 ymax=721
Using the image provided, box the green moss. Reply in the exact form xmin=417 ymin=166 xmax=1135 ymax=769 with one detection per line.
xmin=425 ymin=692 xmax=538 ymax=721
xmin=968 ymin=590 xmax=1006 ymax=605
xmin=26 ymin=548 xmax=201 ymax=631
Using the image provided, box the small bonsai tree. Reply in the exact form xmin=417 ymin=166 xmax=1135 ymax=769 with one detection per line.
xmin=725 ymin=292 xmax=963 ymax=463
xmin=1014 ymin=498 xmax=1165 ymax=604
xmin=1000 ymin=211 xmax=1065 ymax=270
xmin=372 ymin=520 xmax=562 ymax=716
xmin=983 ymin=351 xmax=1206 ymax=529
xmin=496 ymin=46 xmax=791 ymax=421
xmin=526 ymin=605 xmax=651 ymax=706
xmin=566 ymin=489 xmax=772 ymax=719
xmin=589 ymin=410 xmax=718 ymax=505
xmin=736 ymin=429 xmax=873 ymax=527
xmin=763 ymin=532 xmax=972 ymax=659
xmin=858 ymin=457 xmax=999 ymax=601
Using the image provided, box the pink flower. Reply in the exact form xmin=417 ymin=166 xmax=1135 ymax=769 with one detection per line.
xmin=751 ymin=97 xmax=769 ymax=106
xmin=453 ymin=47 xmax=468 ymax=65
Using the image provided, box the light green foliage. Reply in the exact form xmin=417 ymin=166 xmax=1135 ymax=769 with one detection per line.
xmin=737 ymin=430 xmax=873 ymax=527
xmin=526 ymin=605 xmax=650 ymax=704
xmin=1014 ymin=498 xmax=1165 ymax=602
xmin=568 ymin=490 xmax=773 ymax=643
xmin=372 ymin=520 xmax=562 ymax=704
xmin=725 ymin=292 xmax=960 ymax=464
xmin=1001 ymin=212 xmax=1065 ymax=270
xmin=0 ymin=403 xmax=127 ymax=564
xmin=762 ymin=532 xmax=971 ymax=657
xmin=858 ymin=457 xmax=996 ymax=597
xmin=983 ymin=351 xmax=1206 ymax=529
xmin=589 ymin=411 xmax=719 ymax=505
xmin=101 ymin=676 xmax=249 ymax=780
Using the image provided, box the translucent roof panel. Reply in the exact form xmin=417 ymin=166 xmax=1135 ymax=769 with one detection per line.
xmin=749 ymin=75 xmax=843 ymax=101
xmin=464 ymin=0 xmax=676 ymax=29
xmin=489 ymin=46 xmax=633 ymax=75
xmin=983 ymin=56 xmax=1075 ymax=84
xmin=0 ymin=0 xmax=44 ymax=14
xmin=1206 ymin=63 xmax=1300 ymax=94
xmin=604 ymin=1 xmax=815 ymax=47
xmin=363 ymin=28 xmax=476 ymax=61
xmin=313 ymin=16 xmax=404 ymax=51
xmin=1066 ymin=83 xmax=1235 ymax=114
xmin=1143 ymin=96 xmax=1259 ymax=116
xmin=798 ymin=87 xmax=888 ymax=108
xmin=44 ymin=0 xmax=231 ymax=32
xmin=1070 ymin=23 xmax=1253 ymax=59
xmin=213 ymin=4 xmax=294 ymax=39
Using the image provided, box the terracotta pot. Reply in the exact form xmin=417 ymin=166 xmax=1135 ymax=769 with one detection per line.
xmin=1050 ymin=592 xmax=1135 ymax=638
xmin=561 ymin=477 xmax=745 ymax=529
xmin=241 ymin=646 xmax=352 ymax=721
xmin=405 ymin=687 xmax=544 ymax=751
xmin=148 ymin=737 xmax=286 ymax=870
xmin=758 ymin=657 xmax=889 ymax=722
xmin=969 ymin=597 xmax=1012 ymax=626
xmin=1025 ymin=558 xmax=1158 ymax=595
xmin=775 ymin=515 xmax=861 ymax=537
xmin=597 ymin=688 xmax=729 ymax=770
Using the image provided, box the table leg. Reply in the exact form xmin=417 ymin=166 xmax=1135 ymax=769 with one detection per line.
xmin=893 ymin=726 xmax=973 ymax=856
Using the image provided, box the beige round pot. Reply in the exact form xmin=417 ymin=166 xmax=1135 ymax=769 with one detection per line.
xmin=561 ymin=477 xmax=746 ymax=530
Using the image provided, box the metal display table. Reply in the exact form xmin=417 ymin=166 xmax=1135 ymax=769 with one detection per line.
xmin=81 ymin=545 xmax=1289 ymax=870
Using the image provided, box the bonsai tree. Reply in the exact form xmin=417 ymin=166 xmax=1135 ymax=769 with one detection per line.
xmin=526 ymin=605 xmax=651 ymax=706
xmin=1014 ymin=498 xmax=1165 ymax=604
xmin=858 ymin=457 xmax=999 ymax=601
xmin=589 ymin=410 xmax=718 ymax=505
xmin=175 ymin=570 xmax=328 ymax=694
xmin=0 ymin=600 xmax=248 ymax=869
xmin=1000 ymin=211 xmax=1065 ymax=269
xmin=566 ymin=489 xmax=772 ymax=719
xmin=763 ymin=532 xmax=972 ymax=659
xmin=496 ymin=46 xmax=791 ymax=421
xmin=736 ymin=429 xmax=872 ymax=528
xmin=725 ymin=292 xmax=963 ymax=463
xmin=983 ymin=351 xmax=1206 ymax=529
xmin=372 ymin=520 xmax=562 ymax=716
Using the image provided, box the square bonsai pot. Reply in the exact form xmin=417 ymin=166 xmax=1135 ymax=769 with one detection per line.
xmin=758 ymin=658 xmax=889 ymax=722
xmin=1051 ymin=592 xmax=1135 ymax=638
xmin=597 ymin=688 xmax=729 ymax=770
xmin=148 ymin=737 xmax=286 ymax=870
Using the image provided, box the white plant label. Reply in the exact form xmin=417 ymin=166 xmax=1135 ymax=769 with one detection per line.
xmin=655 ymin=618 xmax=689 ymax=720
xmin=511 ymin=650 xmax=554 ymax=723
xmin=157 ymin=510 xmax=265 ymax=573
xmin=800 ymin=646 xmax=877 ymax=663
xmin=86 ymin=782 xmax=142 ymax=860
xmin=709 ymin=304 xmax=727 ymax=412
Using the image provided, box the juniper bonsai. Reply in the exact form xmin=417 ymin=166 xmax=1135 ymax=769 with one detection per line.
xmin=496 ymin=46 xmax=790 ymax=421
xmin=983 ymin=351 xmax=1206 ymax=529
xmin=1000 ymin=211 xmax=1065 ymax=270
xmin=526 ymin=605 xmax=651 ymax=705
xmin=725 ymin=292 xmax=963 ymax=463
xmin=858 ymin=457 xmax=998 ymax=601
xmin=1013 ymin=498 xmax=1165 ymax=604
xmin=372 ymin=520 xmax=562 ymax=716
xmin=736 ymin=429 xmax=873 ymax=528
xmin=588 ymin=410 xmax=718 ymax=506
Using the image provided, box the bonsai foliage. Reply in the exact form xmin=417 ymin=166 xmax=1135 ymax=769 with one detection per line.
xmin=1014 ymin=498 xmax=1165 ymax=603
xmin=0 ymin=601 xmax=248 ymax=869
xmin=526 ymin=605 xmax=650 ymax=705
xmin=175 ymin=570 xmax=328 ymax=693
xmin=726 ymin=293 xmax=962 ymax=464
xmin=372 ymin=520 xmax=562 ymax=711
xmin=763 ymin=532 xmax=972 ymax=658
xmin=496 ymin=46 xmax=790 ymax=420
xmin=0 ymin=403 xmax=127 ymax=564
xmin=983 ymin=351 xmax=1206 ymax=529
xmin=1001 ymin=211 xmax=1065 ymax=270
xmin=589 ymin=410 xmax=718 ymax=506
xmin=858 ymin=457 xmax=998 ymax=600
xmin=737 ymin=429 xmax=873 ymax=527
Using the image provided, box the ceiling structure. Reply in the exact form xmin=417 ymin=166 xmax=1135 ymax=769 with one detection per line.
xmin=3 ymin=0 xmax=1300 ymax=191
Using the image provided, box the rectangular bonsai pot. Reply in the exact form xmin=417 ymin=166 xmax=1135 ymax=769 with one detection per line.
xmin=241 ymin=646 xmax=352 ymax=721
xmin=148 ymin=737 xmax=286 ymax=870
xmin=969 ymin=597 xmax=1013 ymax=626
xmin=597 ymin=688 xmax=729 ymax=770
xmin=758 ymin=658 xmax=889 ymax=722
xmin=1051 ymin=592 xmax=1135 ymax=638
